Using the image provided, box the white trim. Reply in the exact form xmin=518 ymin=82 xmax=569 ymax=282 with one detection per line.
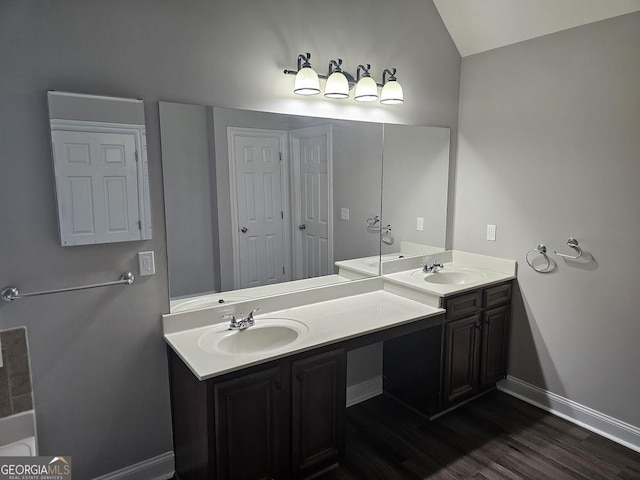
xmin=48 ymin=91 xmax=143 ymax=103
xmin=346 ymin=376 xmax=383 ymax=408
xmin=227 ymin=127 xmax=290 ymax=289
xmin=91 ymin=451 xmax=174 ymax=480
xmin=498 ymin=376 xmax=640 ymax=454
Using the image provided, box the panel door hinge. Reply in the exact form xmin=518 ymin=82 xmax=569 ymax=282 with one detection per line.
xmin=138 ymin=221 xmax=142 ymax=230
xmin=279 ymin=152 xmax=283 ymax=162
xmin=283 ymin=266 xmax=285 ymax=275
xmin=281 ymin=211 xmax=284 ymax=219
xmin=135 ymin=151 xmax=139 ymax=162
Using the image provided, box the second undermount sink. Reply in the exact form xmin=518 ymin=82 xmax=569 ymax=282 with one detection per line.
xmin=198 ymin=318 xmax=309 ymax=355
xmin=410 ymin=266 xmax=487 ymax=286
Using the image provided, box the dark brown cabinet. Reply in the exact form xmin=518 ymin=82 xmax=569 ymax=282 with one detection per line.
xmin=480 ymin=305 xmax=510 ymax=387
xmin=442 ymin=282 xmax=512 ymax=409
xmin=442 ymin=313 xmax=481 ymax=405
xmin=213 ymin=365 xmax=289 ymax=480
xmin=170 ymin=347 xmax=346 ymax=480
xmin=291 ymin=350 xmax=346 ymax=478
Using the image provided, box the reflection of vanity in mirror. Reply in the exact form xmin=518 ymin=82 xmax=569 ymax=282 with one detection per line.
xmin=159 ymin=102 xmax=450 ymax=312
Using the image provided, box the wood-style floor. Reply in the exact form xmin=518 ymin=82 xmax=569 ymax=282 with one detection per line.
xmin=317 ymin=390 xmax=640 ymax=480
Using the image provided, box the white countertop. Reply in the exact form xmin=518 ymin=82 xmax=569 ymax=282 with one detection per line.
xmin=165 ymin=290 xmax=444 ymax=381
xmin=383 ymin=250 xmax=517 ymax=298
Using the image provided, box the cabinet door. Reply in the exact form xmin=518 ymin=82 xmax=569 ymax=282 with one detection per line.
xmin=291 ymin=349 xmax=346 ymax=478
xmin=481 ymin=305 xmax=511 ymax=387
xmin=213 ymin=365 xmax=289 ymax=480
xmin=443 ymin=314 xmax=481 ymax=406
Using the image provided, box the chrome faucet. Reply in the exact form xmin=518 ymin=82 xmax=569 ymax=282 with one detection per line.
xmin=224 ymin=308 xmax=260 ymax=330
xmin=423 ymin=260 xmax=444 ymax=273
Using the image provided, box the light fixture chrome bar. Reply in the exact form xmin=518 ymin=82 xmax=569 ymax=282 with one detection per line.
xmin=1 ymin=272 xmax=135 ymax=302
xmin=284 ymin=68 xmax=380 ymax=87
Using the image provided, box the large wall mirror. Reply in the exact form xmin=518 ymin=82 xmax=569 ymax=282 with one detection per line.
xmin=160 ymin=102 xmax=450 ymax=312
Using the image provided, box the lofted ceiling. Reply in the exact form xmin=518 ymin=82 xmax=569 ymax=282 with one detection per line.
xmin=432 ymin=0 xmax=640 ymax=57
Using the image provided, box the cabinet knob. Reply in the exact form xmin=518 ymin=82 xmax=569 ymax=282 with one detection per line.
xmin=296 ymin=372 xmax=304 ymax=383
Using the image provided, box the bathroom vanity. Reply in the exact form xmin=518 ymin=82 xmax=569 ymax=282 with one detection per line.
xmin=164 ymin=251 xmax=516 ymax=480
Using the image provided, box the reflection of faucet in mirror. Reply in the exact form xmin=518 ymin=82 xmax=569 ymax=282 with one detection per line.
xmin=382 ymin=225 xmax=394 ymax=245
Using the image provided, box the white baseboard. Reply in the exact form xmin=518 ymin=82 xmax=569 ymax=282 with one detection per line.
xmin=92 ymin=451 xmax=174 ymax=480
xmin=346 ymin=376 xmax=383 ymax=407
xmin=498 ymin=376 xmax=640 ymax=454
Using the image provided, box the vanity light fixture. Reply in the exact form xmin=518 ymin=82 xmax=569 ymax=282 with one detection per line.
xmin=380 ymin=68 xmax=404 ymax=105
xmin=324 ymin=59 xmax=350 ymax=99
xmin=354 ymin=64 xmax=379 ymax=102
xmin=284 ymin=53 xmax=404 ymax=105
xmin=293 ymin=52 xmax=321 ymax=96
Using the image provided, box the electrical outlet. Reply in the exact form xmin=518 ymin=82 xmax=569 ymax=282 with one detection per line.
xmin=487 ymin=224 xmax=497 ymax=242
xmin=416 ymin=217 xmax=424 ymax=231
xmin=341 ymin=208 xmax=350 ymax=220
xmin=138 ymin=251 xmax=156 ymax=276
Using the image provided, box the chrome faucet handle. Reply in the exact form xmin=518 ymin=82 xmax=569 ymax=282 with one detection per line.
xmin=224 ymin=313 xmax=241 ymax=330
xmin=247 ymin=308 xmax=260 ymax=321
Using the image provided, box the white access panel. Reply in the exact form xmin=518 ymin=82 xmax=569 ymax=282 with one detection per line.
xmin=51 ymin=130 xmax=142 ymax=245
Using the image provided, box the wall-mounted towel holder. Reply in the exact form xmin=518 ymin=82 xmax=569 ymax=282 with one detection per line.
xmin=554 ymin=237 xmax=583 ymax=259
xmin=526 ymin=244 xmax=554 ymax=273
xmin=1 ymin=272 xmax=134 ymax=302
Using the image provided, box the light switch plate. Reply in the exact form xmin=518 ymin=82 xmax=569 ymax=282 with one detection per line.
xmin=138 ymin=251 xmax=156 ymax=276
xmin=487 ymin=224 xmax=497 ymax=241
xmin=341 ymin=208 xmax=350 ymax=220
xmin=416 ymin=217 xmax=424 ymax=231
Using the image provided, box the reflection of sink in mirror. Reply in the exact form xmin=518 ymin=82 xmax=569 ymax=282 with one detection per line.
xmin=410 ymin=266 xmax=487 ymax=285
xmin=198 ymin=318 xmax=309 ymax=355
xmin=171 ymin=295 xmax=254 ymax=313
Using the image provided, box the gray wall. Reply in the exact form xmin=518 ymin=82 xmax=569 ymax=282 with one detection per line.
xmin=382 ymin=125 xmax=450 ymax=251
xmin=454 ymin=12 xmax=640 ymax=427
xmin=160 ymin=102 xmax=217 ymax=298
xmin=0 ymin=0 xmax=460 ymax=477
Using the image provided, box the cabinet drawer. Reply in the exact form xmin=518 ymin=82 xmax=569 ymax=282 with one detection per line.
xmin=483 ymin=283 xmax=512 ymax=308
xmin=445 ymin=291 xmax=482 ymax=319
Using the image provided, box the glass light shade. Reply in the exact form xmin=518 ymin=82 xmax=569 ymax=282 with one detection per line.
xmin=294 ymin=66 xmax=320 ymax=95
xmin=354 ymin=76 xmax=378 ymax=102
xmin=380 ymin=80 xmax=404 ymax=105
xmin=324 ymin=71 xmax=349 ymax=99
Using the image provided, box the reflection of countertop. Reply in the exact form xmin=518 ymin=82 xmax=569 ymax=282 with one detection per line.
xmin=170 ymin=274 xmax=350 ymax=313
xmin=165 ymin=289 xmax=444 ymax=380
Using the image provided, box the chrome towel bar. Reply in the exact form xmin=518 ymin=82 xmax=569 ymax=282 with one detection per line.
xmin=1 ymin=272 xmax=134 ymax=302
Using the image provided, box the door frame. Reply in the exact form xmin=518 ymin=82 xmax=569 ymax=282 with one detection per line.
xmin=227 ymin=127 xmax=291 ymax=289
xmin=289 ymin=124 xmax=334 ymax=279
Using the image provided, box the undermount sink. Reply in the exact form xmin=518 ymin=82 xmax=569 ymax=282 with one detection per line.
xmin=410 ymin=266 xmax=487 ymax=286
xmin=198 ymin=318 xmax=309 ymax=355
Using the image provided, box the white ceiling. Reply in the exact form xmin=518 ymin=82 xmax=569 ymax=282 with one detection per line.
xmin=432 ymin=0 xmax=640 ymax=57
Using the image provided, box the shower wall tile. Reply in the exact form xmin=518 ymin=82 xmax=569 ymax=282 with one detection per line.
xmin=0 ymin=327 xmax=34 ymax=418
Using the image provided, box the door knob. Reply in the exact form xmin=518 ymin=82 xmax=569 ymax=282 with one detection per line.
xmin=241 ymin=227 xmax=248 ymax=233
xmin=298 ymin=224 xmax=306 ymax=230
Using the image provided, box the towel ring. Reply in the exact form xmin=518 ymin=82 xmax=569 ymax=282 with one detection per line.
xmin=526 ymin=244 xmax=553 ymax=273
